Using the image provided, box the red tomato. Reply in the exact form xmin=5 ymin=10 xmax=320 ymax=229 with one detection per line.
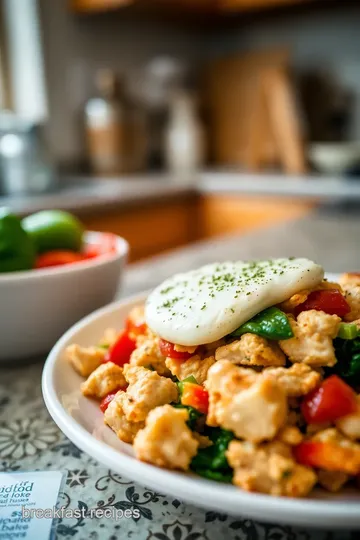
xmin=159 ymin=339 xmax=196 ymax=360
xmin=84 ymin=233 xmax=117 ymax=259
xmin=125 ymin=317 xmax=147 ymax=337
xmin=103 ymin=331 xmax=136 ymax=367
xmin=181 ymin=382 xmax=209 ymax=414
xmin=295 ymin=289 xmax=350 ymax=317
xmin=301 ymin=375 xmax=357 ymax=424
xmin=35 ymin=250 xmax=85 ymax=268
xmin=99 ymin=392 xmax=118 ymax=413
xmin=294 ymin=441 xmax=360 ymax=474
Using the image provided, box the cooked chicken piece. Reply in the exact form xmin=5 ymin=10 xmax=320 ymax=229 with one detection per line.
xmin=205 ymin=360 xmax=258 ymax=426
xmin=278 ymin=281 xmax=342 ymax=313
xmin=278 ymin=291 xmax=311 ymax=313
xmin=104 ymin=391 xmax=144 ymax=444
xmin=81 ymin=362 xmax=126 ymax=399
xmin=206 ymin=361 xmax=287 ymax=442
xmin=317 ymin=470 xmax=349 ymax=492
xmin=98 ymin=328 xmax=120 ymax=348
xmin=215 ymin=334 xmax=285 ymax=367
xmin=279 ymin=310 xmax=340 ymax=367
xmin=173 ymin=343 xmax=198 ymax=354
xmin=165 ymin=354 xmax=215 ymax=385
xmin=311 ymin=428 xmax=360 ymax=474
xmin=122 ymin=365 xmax=178 ymax=422
xmin=193 ymin=433 xmax=212 ymax=448
xmin=129 ymin=335 xmax=169 ymax=376
xmin=133 ymin=405 xmax=199 ymax=470
xmin=66 ymin=344 xmax=105 ymax=377
xmin=226 ymin=440 xmax=316 ymax=497
xmin=276 ymin=426 xmax=303 ymax=446
xmin=336 ymin=396 xmax=360 ymax=440
xmin=263 ymin=363 xmax=321 ymax=397
xmin=339 ymin=273 xmax=360 ymax=321
xmin=204 ymin=339 xmax=227 ymax=355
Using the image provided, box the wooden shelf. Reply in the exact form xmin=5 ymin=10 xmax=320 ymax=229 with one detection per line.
xmin=70 ymin=0 xmax=330 ymax=15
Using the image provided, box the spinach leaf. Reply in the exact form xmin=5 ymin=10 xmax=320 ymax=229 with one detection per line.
xmin=231 ymin=307 xmax=293 ymax=340
xmin=190 ymin=428 xmax=234 ymax=483
xmin=330 ymin=337 xmax=360 ymax=386
xmin=171 ymin=402 xmax=203 ymax=430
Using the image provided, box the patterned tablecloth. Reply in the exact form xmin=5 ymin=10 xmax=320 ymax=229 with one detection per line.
xmin=2 ymin=214 xmax=360 ymax=539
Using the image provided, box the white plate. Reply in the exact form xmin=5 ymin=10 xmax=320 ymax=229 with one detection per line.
xmin=42 ymin=277 xmax=360 ymax=529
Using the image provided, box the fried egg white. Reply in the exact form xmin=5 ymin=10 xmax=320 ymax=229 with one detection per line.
xmin=145 ymin=258 xmax=324 ymax=346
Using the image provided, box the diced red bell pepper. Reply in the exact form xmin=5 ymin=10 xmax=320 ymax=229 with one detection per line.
xmin=99 ymin=386 xmax=128 ymax=412
xmin=35 ymin=250 xmax=85 ymax=268
xmin=103 ymin=331 xmax=136 ymax=367
xmin=84 ymin=233 xmax=117 ymax=259
xmin=294 ymin=441 xmax=360 ymax=474
xmin=99 ymin=392 xmax=118 ymax=413
xmin=159 ymin=338 xmax=196 ymax=360
xmin=294 ymin=289 xmax=350 ymax=317
xmin=301 ymin=375 xmax=357 ymax=424
xmin=181 ymin=382 xmax=209 ymax=414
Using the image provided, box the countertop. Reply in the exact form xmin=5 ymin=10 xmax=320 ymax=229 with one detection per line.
xmin=3 ymin=171 xmax=360 ymax=216
xmin=123 ymin=210 xmax=360 ymax=295
xmin=1 ymin=212 xmax=360 ymax=539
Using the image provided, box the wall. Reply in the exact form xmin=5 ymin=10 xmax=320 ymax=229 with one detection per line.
xmin=39 ymin=2 xmax=360 ymax=164
xmin=39 ymin=0 xmax=207 ymax=164
xmin=212 ymin=6 xmax=360 ymax=139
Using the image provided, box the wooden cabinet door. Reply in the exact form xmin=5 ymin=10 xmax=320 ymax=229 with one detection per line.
xmin=71 ymin=0 xmax=133 ymax=13
xmin=198 ymin=195 xmax=317 ymax=238
xmin=219 ymin=0 xmax=310 ymax=10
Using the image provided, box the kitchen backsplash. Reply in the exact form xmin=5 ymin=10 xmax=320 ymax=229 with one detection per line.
xmin=39 ymin=0 xmax=360 ymax=165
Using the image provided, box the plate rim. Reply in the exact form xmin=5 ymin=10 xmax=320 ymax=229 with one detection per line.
xmin=42 ymin=280 xmax=360 ymax=529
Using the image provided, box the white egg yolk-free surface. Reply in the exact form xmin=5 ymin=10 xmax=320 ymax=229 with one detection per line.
xmin=145 ymin=258 xmax=324 ymax=346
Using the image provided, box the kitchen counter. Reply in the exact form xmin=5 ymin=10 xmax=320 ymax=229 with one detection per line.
xmin=123 ymin=210 xmax=360 ymax=295
xmin=1 ymin=212 xmax=360 ymax=540
xmin=2 ymin=171 xmax=360 ymax=216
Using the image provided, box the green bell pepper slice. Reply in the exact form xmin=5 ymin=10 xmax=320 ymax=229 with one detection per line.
xmin=0 ymin=209 xmax=35 ymax=273
xmin=337 ymin=322 xmax=359 ymax=340
xmin=231 ymin=306 xmax=294 ymax=340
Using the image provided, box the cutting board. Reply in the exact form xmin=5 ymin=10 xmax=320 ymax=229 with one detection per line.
xmin=203 ymin=48 xmax=306 ymax=173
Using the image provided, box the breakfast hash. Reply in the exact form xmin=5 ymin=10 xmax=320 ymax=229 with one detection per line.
xmin=66 ymin=258 xmax=360 ymax=498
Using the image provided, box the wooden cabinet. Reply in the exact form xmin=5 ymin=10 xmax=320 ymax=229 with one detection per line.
xmin=219 ymin=0 xmax=311 ymax=11
xmin=78 ymin=193 xmax=316 ymax=262
xmin=197 ymin=194 xmax=316 ymax=238
xmin=71 ymin=0 xmax=133 ymax=13
xmin=71 ymin=0 xmax=314 ymax=14
xmin=80 ymin=196 xmax=197 ymax=262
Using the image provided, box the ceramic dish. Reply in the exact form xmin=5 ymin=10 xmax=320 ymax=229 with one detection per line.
xmin=1 ymin=232 xmax=128 ymax=362
xmin=42 ymin=275 xmax=360 ymax=529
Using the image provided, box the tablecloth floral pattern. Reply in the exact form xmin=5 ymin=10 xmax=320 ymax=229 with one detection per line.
xmin=0 ymin=362 xmax=357 ymax=540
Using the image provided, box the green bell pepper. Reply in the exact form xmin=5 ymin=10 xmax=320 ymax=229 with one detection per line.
xmin=231 ymin=306 xmax=294 ymax=340
xmin=0 ymin=209 xmax=35 ymax=273
xmin=337 ymin=322 xmax=359 ymax=340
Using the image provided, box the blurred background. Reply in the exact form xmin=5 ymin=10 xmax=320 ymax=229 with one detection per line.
xmin=1 ymin=0 xmax=360 ymax=262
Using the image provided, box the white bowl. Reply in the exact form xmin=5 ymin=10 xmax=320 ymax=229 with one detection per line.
xmin=0 ymin=231 xmax=128 ymax=363
xmin=308 ymin=142 xmax=360 ymax=174
xmin=42 ymin=275 xmax=360 ymax=529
